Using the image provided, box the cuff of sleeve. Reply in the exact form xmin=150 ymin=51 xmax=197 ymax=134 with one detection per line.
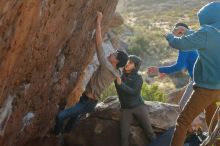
xmin=158 ymin=67 xmax=163 ymax=73
xmin=166 ymin=33 xmax=174 ymax=42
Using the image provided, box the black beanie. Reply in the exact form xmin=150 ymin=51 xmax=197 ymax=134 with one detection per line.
xmin=116 ymin=50 xmax=128 ymax=68
xmin=175 ymin=22 xmax=189 ymax=29
xmin=128 ymin=55 xmax=142 ymax=71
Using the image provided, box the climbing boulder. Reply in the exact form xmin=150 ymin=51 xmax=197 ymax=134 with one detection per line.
xmin=63 ymin=96 xmax=180 ymax=146
xmin=0 ymin=0 xmax=119 ymax=146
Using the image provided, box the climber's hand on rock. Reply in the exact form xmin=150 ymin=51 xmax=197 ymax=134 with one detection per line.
xmin=97 ymin=11 xmax=103 ymax=24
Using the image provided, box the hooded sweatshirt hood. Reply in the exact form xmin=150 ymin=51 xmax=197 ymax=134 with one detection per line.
xmin=198 ymin=2 xmax=220 ymax=26
xmin=165 ymin=1 xmax=220 ymax=90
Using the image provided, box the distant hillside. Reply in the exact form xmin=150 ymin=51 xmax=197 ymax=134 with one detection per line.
xmin=115 ymin=0 xmax=214 ymax=67
xmin=117 ymin=0 xmax=213 ymax=29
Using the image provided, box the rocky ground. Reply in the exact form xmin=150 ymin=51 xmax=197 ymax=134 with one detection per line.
xmin=26 ymin=96 xmax=180 ymax=146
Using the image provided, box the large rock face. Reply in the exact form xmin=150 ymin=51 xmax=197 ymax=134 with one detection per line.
xmin=0 ymin=0 xmax=119 ymax=146
xmin=63 ymin=96 xmax=180 ymax=146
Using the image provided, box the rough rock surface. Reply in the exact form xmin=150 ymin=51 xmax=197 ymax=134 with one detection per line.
xmin=167 ymin=85 xmax=186 ymax=104
xmin=96 ymin=96 xmax=180 ymax=130
xmin=0 ymin=0 xmax=118 ymax=146
xmin=110 ymin=12 xmax=124 ymax=28
xmin=63 ymin=96 xmax=180 ymax=146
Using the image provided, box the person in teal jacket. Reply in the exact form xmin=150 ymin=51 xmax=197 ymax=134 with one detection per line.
xmin=165 ymin=2 xmax=220 ymax=146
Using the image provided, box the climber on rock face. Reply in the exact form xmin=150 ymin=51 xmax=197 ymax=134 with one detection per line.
xmin=115 ymin=55 xmax=156 ymax=146
xmin=52 ymin=11 xmax=128 ymax=136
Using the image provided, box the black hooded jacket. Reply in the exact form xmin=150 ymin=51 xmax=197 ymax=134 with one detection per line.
xmin=115 ymin=56 xmax=144 ymax=109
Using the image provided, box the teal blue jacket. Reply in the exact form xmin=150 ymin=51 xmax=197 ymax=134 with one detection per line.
xmin=115 ymin=70 xmax=144 ymax=109
xmin=166 ymin=2 xmax=220 ymax=89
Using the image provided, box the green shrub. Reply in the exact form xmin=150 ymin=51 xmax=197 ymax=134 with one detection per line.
xmin=141 ymin=82 xmax=167 ymax=102
xmin=128 ymin=35 xmax=150 ymax=56
xmin=100 ymin=82 xmax=167 ymax=102
xmin=100 ymin=83 xmax=117 ymax=101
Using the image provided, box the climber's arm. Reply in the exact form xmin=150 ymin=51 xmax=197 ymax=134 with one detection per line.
xmin=95 ymin=12 xmax=106 ymax=64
